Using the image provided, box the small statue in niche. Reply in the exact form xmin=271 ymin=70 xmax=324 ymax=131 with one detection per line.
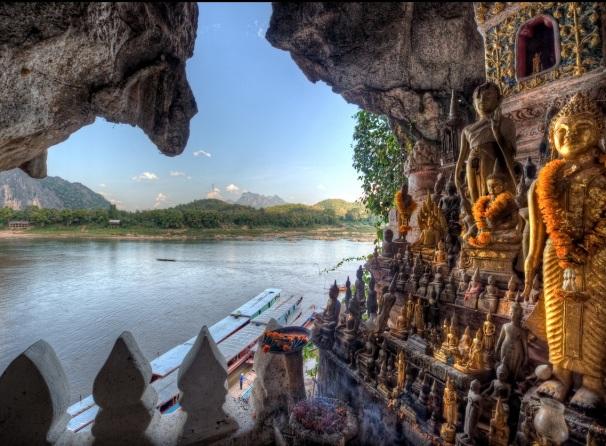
xmin=489 ymin=397 xmax=510 ymax=446
xmin=395 ymin=183 xmax=416 ymax=239
xmin=366 ymin=276 xmax=378 ymax=320
xmin=462 ymin=380 xmax=482 ymax=441
xmin=467 ymin=160 xmax=520 ymax=247
xmin=495 ymin=300 xmax=528 ymax=381
xmin=381 ymin=228 xmax=396 ymax=258
xmin=504 ymin=275 xmax=518 ymax=301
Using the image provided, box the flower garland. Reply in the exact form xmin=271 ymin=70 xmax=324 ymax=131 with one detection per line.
xmin=536 ymin=159 xmax=573 ymax=269
xmin=468 ymin=191 xmax=515 ymax=247
xmin=395 ymin=191 xmax=417 ymax=234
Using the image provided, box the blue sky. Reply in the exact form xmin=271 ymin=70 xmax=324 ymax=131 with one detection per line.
xmin=46 ymin=3 xmax=362 ymax=210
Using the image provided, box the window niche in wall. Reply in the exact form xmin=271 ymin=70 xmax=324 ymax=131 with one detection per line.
xmin=516 ymin=15 xmax=560 ymax=79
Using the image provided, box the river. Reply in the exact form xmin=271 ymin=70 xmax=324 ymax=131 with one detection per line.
xmin=0 ymin=238 xmax=372 ymax=402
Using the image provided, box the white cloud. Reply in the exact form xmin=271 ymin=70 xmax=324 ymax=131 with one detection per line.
xmin=154 ymin=192 xmax=168 ymax=208
xmin=317 ymin=184 xmax=326 ymax=190
xmin=99 ymin=183 xmax=107 ymax=188
xmin=99 ymin=191 xmax=124 ymax=208
xmin=207 ymin=187 xmax=222 ymax=200
xmin=186 ymin=176 xmax=192 ymax=180
xmin=193 ymin=150 xmax=212 ymax=158
xmin=170 ymin=171 xmax=186 ymax=177
xmin=132 ymin=172 xmax=158 ymax=181
xmin=226 ymin=184 xmax=240 ymax=193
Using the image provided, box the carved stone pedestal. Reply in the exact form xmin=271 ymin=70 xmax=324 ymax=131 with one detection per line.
xmin=464 ymin=242 xmax=521 ymax=287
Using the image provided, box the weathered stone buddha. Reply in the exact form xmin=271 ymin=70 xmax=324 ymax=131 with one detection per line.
xmin=356 ymin=332 xmax=378 ymax=383
xmin=395 ymin=183 xmax=416 ymax=239
xmin=479 ymin=275 xmax=500 ymax=313
xmin=381 ymin=228 xmax=396 ymax=258
xmin=495 ymin=300 xmax=527 ymax=381
xmin=504 ymin=275 xmax=518 ymax=301
xmin=523 ymin=92 xmax=606 ymax=409
xmin=391 ymin=303 xmax=409 ymax=340
xmin=457 ymin=270 xmax=470 ymax=295
xmin=366 ymin=276 xmax=378 ymax=320
xmin=376 ymin=281 xmax=396 ymax=334
xmin=413 ymin=296 xmax=425 ymax=335
xmin=312 ymin=280 xmax=341 ymax=347
xmin=443 ymin=273 xmax=457 ymax=303
xmin=439 ymin=175 xmax=462 ymax=234
xmin=483 ymin=364 xmax=511 ymax=402
xmin=344 ymin=276 xmax=352 ymax=312
xmin=417 ymin=266 xmax=432 ymax=297
xmin=462 ymin=380 xmax=482 ymax=443
xmin=355 ymin=265 xmax=366 ymax=305
xmin=455 ymin=81 xmax=517 ymax=216
xmin=467 ymin=160 xmax=520 ymax=247
xmin=405 ymin=292 xmax=415 ymax=326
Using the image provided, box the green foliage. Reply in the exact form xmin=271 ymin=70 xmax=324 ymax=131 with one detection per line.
xmin=303 ymin=342 xmax=319 ymax=380
xmin=319 ymin=255 xmax=369 ymax=274
xmin=351 ymin=110 xmax=410 ymax=222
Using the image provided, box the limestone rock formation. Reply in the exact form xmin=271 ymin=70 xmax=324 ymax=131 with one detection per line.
xmin=267 ymin=2 xmax=484 ymax=146
xmin=0 ymin=3 xmax=198 ymax=175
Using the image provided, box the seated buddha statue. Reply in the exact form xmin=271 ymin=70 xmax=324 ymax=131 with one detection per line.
xmin=391 ymin=303 xmax=409 ymax=339
xmin=464 ymin=267 xmax=483 ymax=308
xmin=312 ymin=280 xmax=341 ymax=347
xmin=381 ymin=228 xmax=396 ymax=258
xmin=467 ymin=159 xmax=521 ymax=247
xmin=434 ymin=240 xmax=448 ymax=266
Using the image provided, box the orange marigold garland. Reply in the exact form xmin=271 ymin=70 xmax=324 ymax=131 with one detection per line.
xmin=468 ymin=191 xmax=515 ymax=247
xmin=395 ymin=190 xmax=417 ymax=234
xmin=535 ymin=159 xmax=573 ymax=269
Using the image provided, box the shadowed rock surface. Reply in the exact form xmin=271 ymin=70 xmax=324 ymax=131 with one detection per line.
xmin=267 ymin=2 xmax=485 ymax=145
xmin=0 ymin=3 xmax=198 ymax=175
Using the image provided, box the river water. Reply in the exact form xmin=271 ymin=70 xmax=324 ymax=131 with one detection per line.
xmin=0 ymin=238 xmax=372 ymax=402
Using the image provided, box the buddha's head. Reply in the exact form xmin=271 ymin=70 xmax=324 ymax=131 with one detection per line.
xmin=473 ymin=82 xmax=501 ymax=117
xmin=550 ymin=92 xmax=604 ymax=160
xmin=487 ymin=176 xmax=505 ymax=196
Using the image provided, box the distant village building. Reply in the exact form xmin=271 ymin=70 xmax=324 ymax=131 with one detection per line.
xmin=108 ymin=219 xmax=121 ymax=226
xmin=8 ymin=221 xmax=30 ymax=229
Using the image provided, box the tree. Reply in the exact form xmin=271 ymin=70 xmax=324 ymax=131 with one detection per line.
xmin=351 ymin=110 xmax=411 ymax=222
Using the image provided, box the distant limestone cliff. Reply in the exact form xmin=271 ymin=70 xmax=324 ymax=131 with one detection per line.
xmin=236 ymin=192 xmax=285 ymax=209
xmin=0 ymin=169 xmax=110 ymax=210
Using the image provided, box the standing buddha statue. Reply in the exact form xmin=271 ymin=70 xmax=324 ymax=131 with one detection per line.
xmin=440 ymin=376 xmax=458 ymax=443
xmin=523 ymin=92 xmax=606 ymax=409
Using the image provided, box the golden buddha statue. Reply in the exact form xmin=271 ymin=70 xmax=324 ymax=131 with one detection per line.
xmin=482 ymin=311 xmax=497 ymax=352
xmin=413 ymin=297 xmax=425 ymax=335
xmin=395 ymin=183 xmax=416 ymax=239
xmin=405 ymin=293 xmax=415 ymax=326
xmin=489 ymin=397 xmax=509 ymax=446
xmin=396 ymin=351 xmax=406 ymax=393
xmin=440 ymin=376 xmax=458 ymax=442
xmin=523 ymin=92 xmax=606 ymax=409
xmin=392 ymin=304 xmax=409 ymax=339
xmin=459 ymin=326 xmax=472 ymax=360
xmin=457 ymin=327 xmax=485 ymax=373
xmin=455 ymin=81 xmax=517 ymax=216
xmin=434 ymin=240 xmax=448 ymax=265
xmin=415 ymin=194 xmax=447 ymax=248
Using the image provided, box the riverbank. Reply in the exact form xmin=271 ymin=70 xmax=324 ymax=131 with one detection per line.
xmin=0 ymin=224 xmax=377 ymax=242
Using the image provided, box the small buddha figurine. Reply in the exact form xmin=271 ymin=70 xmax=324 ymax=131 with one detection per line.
xmin=346 ymin=285 xmax=362 ymax=335
xmin=396 ymin=262 xmax=408 ymax=292
xmin=527 ymin=274 xmax=542 ymax=304
xmin=465 ymin=328 xmax=485 ymax=371
xmin=381 ymin=228 xmax=396 ymax=258
xmin=428 ymin=265 xmax=445 ymax=300
xmin=504 ymin=275 xmax=518 ymax=301
xmin=495 ymin=300 xmax=527 ymax=381
xmin=396 ymin=351 xmax=406 ymax=393
xmin=416 ymin=194 xmax=447 ymax=248
xmin=532 ymin=51 xmax=542 ymax=74
xmin=312 ymin=280 xmax=341 ymax=346
xmin=455 ymin=81 xmax=517 ymax=216
xmin=376 ymin=280 xmax=396 ymax=334
xmin=464 ymin=267 xmax=483 ymax=306
xmin=434 ymin=240 xmax=448 ymax=265
xmin=440 ymin=376 xmax=458 ymax=442
xmin=483 ymin=364 xmax=511 ymax=402
xmin=355 ymin=265 xmax=366 ymax=304
xmin=439 ymin=175 xmax=462 ymax=234
xmin=405 ymin=292 xmax=415 ymax=326
xmin=446 ymin=233 xmax=461 ymax=271
xmin=394 ymin=302 xmax=410 ymax=337
xmin=344 ymin=276 xmax=352 ymax=312
xmin=482 ymin=311 xmax=497 ymax=352
xmin=367 ymin=276 xmax=378 ymax=320
xmin=417 ymin=265 xmax=432 ymax=297
xmin=356 ymin=333 xmax=378 ymax=381
xmin=480 ymin=275 xmax=500 ymax=312
xmin=395 ymin=183 xmax=416 ymax=239
xmin=413 ymin=297 xmax=425 ymax=335
xmin=489 ymin=397 xmax=510 ymax=446
xmin=462 ymin=380 xmax=482 ymax=441
xmin=444 ymin=273 xmax=457 ymax=302
xmin=428 ymin=379 xmax=442 ymax=431
xmin=457 ymin=270 xmax=470 ymax=294
xmin=458 ymin=326 xmax=472 ymax=360
xmin=467 ymin=159 xmax=520 ymax=247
